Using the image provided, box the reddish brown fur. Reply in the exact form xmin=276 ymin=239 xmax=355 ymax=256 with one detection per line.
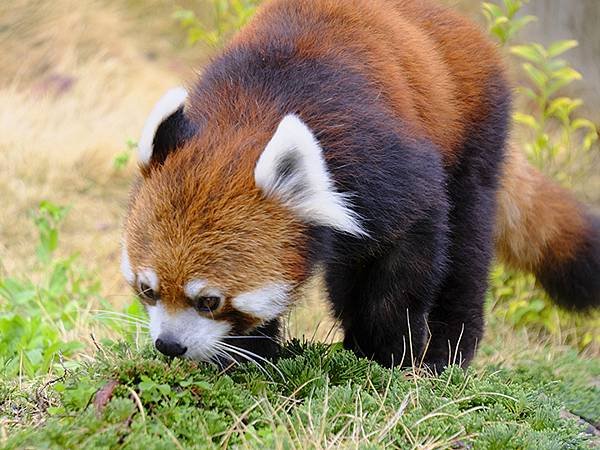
xmin=125 ymin=0 xmax=508 ymax=318
xmin=125 ymin=0 xmax=592 ymax=324
xmin=234 ymin=0 xmax=505 ymax=162
xmin=126 ymin=122 xmax=308 ymax=317
xmin=495 ymin=145 xmax=587 ymax=274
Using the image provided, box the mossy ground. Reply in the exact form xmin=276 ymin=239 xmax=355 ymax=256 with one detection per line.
xmin=2 ymin=339 xmax=599 ymax=449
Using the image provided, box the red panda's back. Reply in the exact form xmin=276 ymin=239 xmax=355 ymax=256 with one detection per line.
xmin=232 ymin=0 xmax=507 ymax=164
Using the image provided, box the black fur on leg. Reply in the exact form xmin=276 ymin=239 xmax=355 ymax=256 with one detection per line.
xmin=424 ymin=70 xmax=511 ymax=373
xmin=310 ymin=127 xmax=451 ymax=369
xmin=327 ymin=209 xmax=450 ymax=368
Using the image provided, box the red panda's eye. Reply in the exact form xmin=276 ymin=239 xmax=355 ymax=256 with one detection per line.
xmin=138 ymin=282 xmax=158 ymax=305
xmin=192 ymin=296 xmax=222 ymax=314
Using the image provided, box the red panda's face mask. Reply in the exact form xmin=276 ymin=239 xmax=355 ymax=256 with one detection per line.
xmin=120 ymin=88 xmax=367 ymax=362
xmin=121 ymin=157 xmax=309 ymax=361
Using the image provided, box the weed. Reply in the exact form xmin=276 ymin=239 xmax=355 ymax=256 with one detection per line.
xmin=0 ymin=202 xmax=93 ymax=377
xmin=113 ymin=139 xmax=138 ymax=171
xmin=0 ymin=202 xmax=143 ymax=378
xmin=174 ymin=0 xmax=260 ymax=48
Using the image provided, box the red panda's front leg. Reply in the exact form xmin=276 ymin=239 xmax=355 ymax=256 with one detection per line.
xmin=326 ymin=213 xmax=450 ymax=369
xmin=423 ymin=180 xmax=496 ymax=373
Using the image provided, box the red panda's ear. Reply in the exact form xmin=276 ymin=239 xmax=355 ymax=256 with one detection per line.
xmin=138 ymin=87 xmax=197 ymax=171
xmin=254 ymin=115 xmax=368 ymax=237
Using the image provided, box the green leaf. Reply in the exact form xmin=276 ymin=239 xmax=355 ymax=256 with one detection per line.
xmin=572 ymin=118 xmax=597 ymax=132
xmin=547 ymin=40 xmax=578 ymax=58
xmin=508 ymin=16 xmax=537 ymax=38
xmin=510 ymin=45 xmax=544 ymax=64
xmin=583 ymin=132 xmax=598 ymax=151
xmin=482 ymin=2 xmax=505 ymax=21
xmin=551 ymin=67 xmax=582 ymax=84
xmin=546 ymin=58 xmax=568 ymax=72
xmin=172 ymin=9 xmax=198 ymax=28
xmin=517 ymin=86 xmax=538 ymax=101
xmin=505 ymin=0 xmax=522 ymax=18
xmin=513 ymin=112 xmax=538 ymax=130
xmin=522 ymin=63 xmax=548 ymax=91
xmin=546 ymin=79 xmax=572 ymax=98
xmin=547 ymin=97 xmax=582 ymax=121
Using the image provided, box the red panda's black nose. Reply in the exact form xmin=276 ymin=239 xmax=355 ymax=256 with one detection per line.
xmin=155 ymin=336 xmax=187 ymax=357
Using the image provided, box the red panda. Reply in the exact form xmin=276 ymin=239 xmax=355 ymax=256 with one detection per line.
xmin=121 ymin=0 xmax=600 ymax=370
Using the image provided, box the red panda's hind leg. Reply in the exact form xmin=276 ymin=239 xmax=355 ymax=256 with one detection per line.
xmin=423 ymin=71 xmax=511 ymax=372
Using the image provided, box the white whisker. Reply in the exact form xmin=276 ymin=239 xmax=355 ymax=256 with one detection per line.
xmin=254 ymin=330 xmax=280 ymax=343
xmin=93 ymin=310 xmax=150 ymax=324
xmin=224 ymin=336 xmax=274 ymax=340
xmin=219 ymin=342 xmax=285 ymax=381
xmin=216 ymin=348 xmax=272 ymax=380
xmin=94 ymin=315 xmax=150 ymax=330
xmin=215 ymin=344 xmax=274 ymax=381
xmin=94 ymin=314 xmax=148 ymax=324
xmin=213 ymin=349 xmax=238 ymax=370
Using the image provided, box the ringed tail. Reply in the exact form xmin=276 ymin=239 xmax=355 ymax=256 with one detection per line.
xmin=495 ymin=145 xmax=600 ymax=310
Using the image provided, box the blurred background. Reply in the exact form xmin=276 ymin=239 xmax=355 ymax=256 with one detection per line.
xmin=0 ymin=0 xmax=598 ymax=376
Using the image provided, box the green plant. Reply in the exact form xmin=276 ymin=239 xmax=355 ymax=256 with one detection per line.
xmin=2 ymin=341 xmax=598 ymax=449
xmin=482 ymin=0 xmax=536 ymax=45
xmin=511 ymin=41 xmax=598 ymax=182
xmin=487 ymin=266 xmax=599 ymax=351
xmin=174 ymin=0 xmax=260 ymax=48
xmin=0 ymin=202 xmax=143 ymax=378
xmin=113 ymin=139 xmax=137 ymax=171
xmin=484 ymin=0 xmax=598 ymax=184
xmin=32 ymin=201 xmax=70 ymax=264
xmin=0 ymin=202 xmax=95 ymax=377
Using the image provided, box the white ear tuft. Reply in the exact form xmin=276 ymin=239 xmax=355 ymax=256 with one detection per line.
xmin=138 ymin=87 xmax=188 ymax=167
xmin=254 ymin=115 xmax=367 ymax=236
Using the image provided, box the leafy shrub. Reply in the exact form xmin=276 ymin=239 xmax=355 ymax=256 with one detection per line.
xmin=484 ymin=0 xmax=598 ymax=184
xmin=511 ymin=41 xmax=598 ymax=183
xmin=0 ymin=202 xmax=144 ymax=378
xmin=174 ymin=0 xmax=260 ymax=48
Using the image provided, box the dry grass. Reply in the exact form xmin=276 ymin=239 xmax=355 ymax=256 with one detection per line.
xmin=0 ymin=0 xmax=341 ymax=344
xmin=0 ymin=0 xmax=186 ymax=292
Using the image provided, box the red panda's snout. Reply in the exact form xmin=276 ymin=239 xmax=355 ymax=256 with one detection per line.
xmin=121 ymin=237 xmax=301 ymax=362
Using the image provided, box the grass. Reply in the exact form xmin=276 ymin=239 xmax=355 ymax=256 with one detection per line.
xmin=3 ymin=216 xmax=598 ymax=450
xmin=1 ymin=0 xmax=599 ymax=448
xmin=1 ymin=339 xmax=599 ymax=449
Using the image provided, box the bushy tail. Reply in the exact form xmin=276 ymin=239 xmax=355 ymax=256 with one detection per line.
xmin=495 ymin=146 xmax=600 ymax=310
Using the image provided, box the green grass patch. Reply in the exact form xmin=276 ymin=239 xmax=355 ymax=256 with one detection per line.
xmin=1 ymin=340 xmax=598 ymax=449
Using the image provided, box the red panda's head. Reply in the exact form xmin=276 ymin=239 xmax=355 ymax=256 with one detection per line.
xmin=121 ymin=87 xmax=366 ymax=362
